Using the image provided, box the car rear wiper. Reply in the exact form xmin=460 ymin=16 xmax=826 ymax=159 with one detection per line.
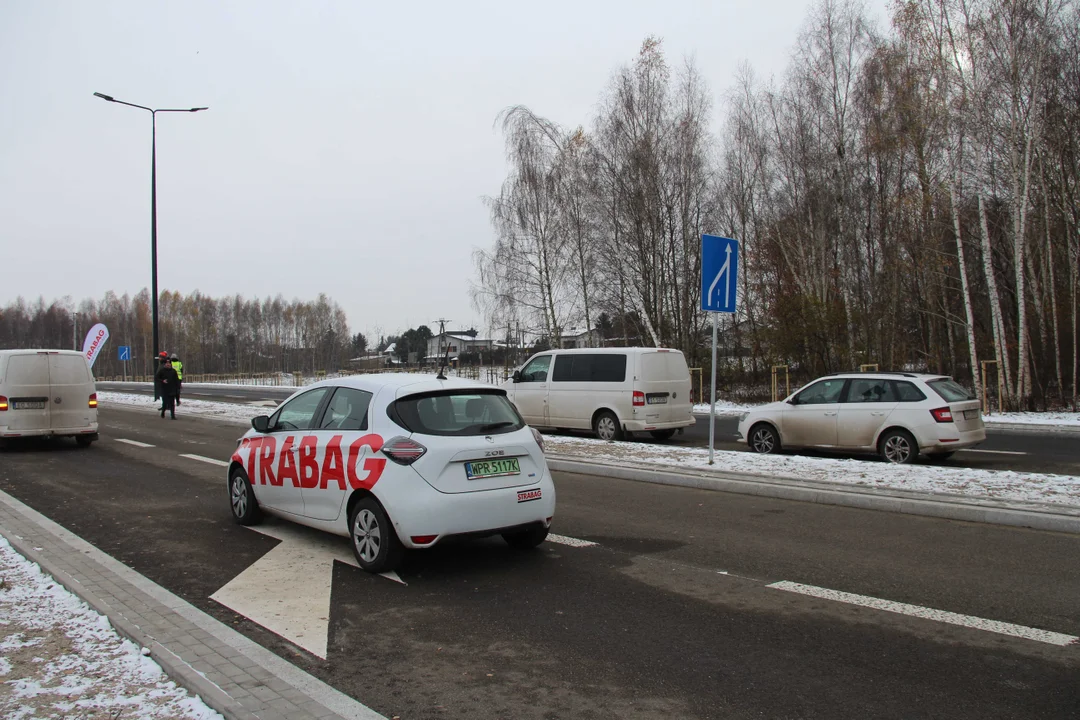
xmin=477 ymin=421 xmax=516 ymax=432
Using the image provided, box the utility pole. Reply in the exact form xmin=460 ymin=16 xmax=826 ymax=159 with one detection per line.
xmin=432 ymin=318 xmax=451 ymax=355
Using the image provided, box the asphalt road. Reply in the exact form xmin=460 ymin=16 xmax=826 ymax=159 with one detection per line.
xmin=1 ymin=405 xmax=1077 ymax=719
xmin=98 ymin=381 xmax=1080 ymax=474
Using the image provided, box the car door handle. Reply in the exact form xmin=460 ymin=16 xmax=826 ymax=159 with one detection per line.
xmin=871 ymin=411 xmax=886 ymax=416
xmin=823 ymin=411 xmax=837 ymax=416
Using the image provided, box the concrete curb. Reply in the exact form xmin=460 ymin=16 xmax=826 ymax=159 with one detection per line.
xmin=546 ymin=456 xmax=1080 ymax=535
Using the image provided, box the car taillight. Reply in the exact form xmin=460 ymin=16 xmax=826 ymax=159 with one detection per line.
xmin=410 ymin=535 xmax=438 ymax=545
xmin=0 ymin=396 xmax=7 ymax=411
xmin=88 ymin=393 xmax=98 ymax=409
xmin=381 ymin=436 xmax=427 ymax=465
xmin=531 ymin=426 xmax=545 ymax=452
xmin=930 ymin=407 xmax=953 ymax=423
xmin=632 ymin=391 xmax=645 ymax=407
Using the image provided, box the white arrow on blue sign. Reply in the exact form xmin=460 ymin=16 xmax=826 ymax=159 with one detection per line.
xmin=118 ymin=346 xmax=131 ymax=361
xmin=700 ymin=235 xmax=739 ymax=313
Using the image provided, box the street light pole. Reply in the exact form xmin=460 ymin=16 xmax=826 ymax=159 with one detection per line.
xmin=93 ymin=92 xmax=207 ymax=361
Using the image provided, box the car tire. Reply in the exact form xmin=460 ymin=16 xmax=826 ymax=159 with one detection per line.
xmin=349 ymin=497 xmax=404 ymax=573
xmin=927 ymin=451 xmax=955 ymax=462
xmin=879 ymin=429 xmax=918 ymax=464
xmin=649 ymin=429 xmax=676 ymax=441
xmin=503 ymin=524 xmax=549 ymax=549
xmin=75 ymin=435 xmax=94 ymax=448
xmin=593 ymin=411 xmax=623 ymax=442
xmin=749 ymin=423 xmax=780 ymax=454
xmin=228 ymin=468 xmax=262 ymax=526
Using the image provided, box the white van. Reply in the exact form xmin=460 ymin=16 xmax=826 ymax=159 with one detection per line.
xmin=503 ymin=347 xmax=695 ymax=441
xmin=0 ymin=350 xmax=99 ymax=447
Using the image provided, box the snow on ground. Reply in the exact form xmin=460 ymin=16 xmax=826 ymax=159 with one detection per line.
xmin=543 ymin=435 xmax=1080 ymax=509
xmin=0 ymin=535 xmax=223 ymax=720
xmin=99 ymin=392 xmax=265 ymax=426
xmin=693 ymin=400 xmax=754 ymax=415
xmin=99 ymin=392 xmax=1080 ymax=509
xmin=981 ymin=411 xmax=1080 ymax=426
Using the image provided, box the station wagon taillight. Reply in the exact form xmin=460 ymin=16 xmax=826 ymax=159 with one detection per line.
xmin=930 ymin=406 xmax=953 ymax=423
xmin=381 ymin=436 xmax=427 ymax=465
xmin=0 ymin=396 xmax=7 ymax=411
xmin=632 ymin=391 xmax=645 ymax=407
xmin=88 ymin=393 xmax=98 ymax=409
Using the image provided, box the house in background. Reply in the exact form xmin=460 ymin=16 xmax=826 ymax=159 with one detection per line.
xmin=559 ymin=328 xmax=601 ymax=349
xmin=426 ymin=331 xmax=496 ymax=361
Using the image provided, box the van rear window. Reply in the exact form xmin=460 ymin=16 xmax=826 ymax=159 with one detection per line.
xmin=5 ymin=355 xmax=50 ymax=385
xmin=50 ymin=356 xmax=91 ymax=384
xmin=552 ymin=354 xmax=627 ymax=383
xmin=388 ymin=390 xmax=524 ymax=436
xmin=640 ymin=352 xmax=690 ymax=381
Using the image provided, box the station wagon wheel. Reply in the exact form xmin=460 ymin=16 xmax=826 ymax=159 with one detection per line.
xmin=349 ymin=497 xmax=404 ymax=573
xmin=749 ymin=423 xmax=780 ymax=454
xmin=593 ymin=411 xmax=623 ymax=442
xmin=228 ymin=468 xmax=261 ymax=526
xmin=879 ymin=429 xmax=918 ymax=464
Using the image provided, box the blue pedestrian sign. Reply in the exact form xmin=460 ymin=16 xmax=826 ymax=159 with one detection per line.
xmin=118 ymin=346 xmax=131 ymax=361
xmin=700 ymin=235 xmax=739 ymax=313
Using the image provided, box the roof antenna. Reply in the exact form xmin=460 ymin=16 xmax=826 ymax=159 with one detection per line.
xmin=436 ymin=342 xmax=450 ymax=380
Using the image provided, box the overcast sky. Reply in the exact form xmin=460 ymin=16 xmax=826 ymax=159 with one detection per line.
xmin=1 ymin=0 xmax=890 ymax=340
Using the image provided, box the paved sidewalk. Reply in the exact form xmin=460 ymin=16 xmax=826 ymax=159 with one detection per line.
xmin=0 ymin=489 xmax=385 ymax=720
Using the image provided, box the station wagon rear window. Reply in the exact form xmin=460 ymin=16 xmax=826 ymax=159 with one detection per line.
xmin=927 ymin=378 xmax=974 ymax=402
xmin=389 ymin=390 xmax=524 ymax=436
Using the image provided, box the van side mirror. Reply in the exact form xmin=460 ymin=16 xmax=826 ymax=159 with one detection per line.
xmin=512 ymin=369 xmax=522 ymax=383
xmin=252 ymin=415 xmax=271 ymax=433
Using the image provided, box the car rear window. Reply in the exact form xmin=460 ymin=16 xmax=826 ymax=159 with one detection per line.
xmin=640 ymin=351 xmax=690 ymax=381
xmin=927 ymin=378 xmax=973 ymax=402
xmin=389 ymin=390 xmax=524 ymax=436
xmin=892 ymin=380 xmax=927 ymax=402
xmin=552 ymin=354 xmax=627 ymax=383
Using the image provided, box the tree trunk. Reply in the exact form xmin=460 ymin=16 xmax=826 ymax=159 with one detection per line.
xmin=979 ymin=193 xmax=1012 ymax=406
xmin=950 ymin=183 xmax=982 ymax=398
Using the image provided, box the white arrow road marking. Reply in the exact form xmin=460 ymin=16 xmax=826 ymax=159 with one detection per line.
xmin=179 ymin=453 xmax=229 ymax=467
xmin=211 ymin=523 xmax=405 ymax=659
xmin=768 ymin=581 xmax=1077 ymax=647
xmin=547 ymin=534 xmax=598 ymax=548
xmin=116 ymin=438 xmax=155 ymax=448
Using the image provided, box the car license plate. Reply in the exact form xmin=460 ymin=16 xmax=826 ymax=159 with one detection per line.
xmin=964 ymin=409 xmax=980 ymax=419
xmin=13 ymin=401 xmax=46 ymax=410
xmin=646 ymin=395 xmax=668 ymax=405
xmin=465 ymin=458 xmax=521 ymax=480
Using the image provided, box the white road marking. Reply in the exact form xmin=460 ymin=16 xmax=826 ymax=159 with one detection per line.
xmin=379 ymin=571 xmax=407 ymax=585
xmin=957 ymin=449 xmax=1027 ymax=456
xmin=115 ymin=438 xmax=155 ymax=448
xmin=212 ymin=524 xmax=361 ymax=659
xmin=767 ymin=581 xmax=1077 ymax=647
xmin=547 ymin=534 xmax=598 ymax=548
xmin=179 ymin=453 xmax=229 ymax=467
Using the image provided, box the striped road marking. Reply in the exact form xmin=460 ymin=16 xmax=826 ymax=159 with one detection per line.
xmin=547 ymin=534 xmax=598 ymax=548
xmin=116 ymin=438 xmax=155 ymax=448
xmin=767 ymin=581 xmax=1077 ymax=647
xmin=179 ymin=453 xmax=230 ymax=468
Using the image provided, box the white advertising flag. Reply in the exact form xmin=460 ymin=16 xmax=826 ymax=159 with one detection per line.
xmin=82 ymin=323 xmax=110 ymax=368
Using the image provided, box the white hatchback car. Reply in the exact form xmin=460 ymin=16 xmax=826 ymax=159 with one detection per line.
xmin=736 ymin=372 xmax=986 ymax=463
xmin=228 ymin=374 xmax=555 ymax=573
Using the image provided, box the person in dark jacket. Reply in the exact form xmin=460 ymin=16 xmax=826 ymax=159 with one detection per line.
xmin=155 ymin=357 xmax=180 ymax=419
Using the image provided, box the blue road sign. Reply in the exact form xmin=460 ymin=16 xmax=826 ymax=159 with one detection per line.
xmin=700 ymin=235 xmax=739 ymax=313
xmin=118 ymin=345 xmax=131 ymax=361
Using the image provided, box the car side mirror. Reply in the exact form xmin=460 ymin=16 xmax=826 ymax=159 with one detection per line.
xmin=252 ymin=415 xmax=271 ymax=433
xmin=786 ymin=397 xmax=797 ymax=405
xmin=512 ymin=369 xmax=522 ymax=383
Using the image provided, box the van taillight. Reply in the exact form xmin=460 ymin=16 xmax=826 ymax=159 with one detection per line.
xmin=88 ymin=393 xmax=98 ymax=409
xmin=381 ymin=436 xmax=427 ymax=465
xmin=0 ymin=396 xmax=7 ymax=411
xmin=632 ymin=391 xmax=645 ymax=407
xmin=930 ymin=407 xmax=953 ymax=423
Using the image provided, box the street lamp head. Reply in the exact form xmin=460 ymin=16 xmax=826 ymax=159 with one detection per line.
xmin=189 ymin=107 xmax=209 ymax=112
xmin=93 ymin=92 xmax=115 ymax=102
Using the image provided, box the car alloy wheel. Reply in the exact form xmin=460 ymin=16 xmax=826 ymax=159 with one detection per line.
xmin=751 ymin=425 xmax=777 ymax=453
xmin=352 ymin=509 xmax=382 ymax=564
xmin=230 ymin=476 xmax=248 ymax=518
xmin=228 ymin=469 xmax=261 ymax=525
xmin=882 ymin=432 xmax=915 ymax=464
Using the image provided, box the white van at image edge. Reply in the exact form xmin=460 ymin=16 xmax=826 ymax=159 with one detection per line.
xmin=502 ymin=347 xmax=695 ymax=441
xmin=0 ymin=350 xmax=99 ymax=447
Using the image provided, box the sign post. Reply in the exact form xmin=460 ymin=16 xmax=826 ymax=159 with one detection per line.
xmin=118 ymin=345 xmax=131 ymax=382
xmin=700 ymin=235 xmax=740 ymax=464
